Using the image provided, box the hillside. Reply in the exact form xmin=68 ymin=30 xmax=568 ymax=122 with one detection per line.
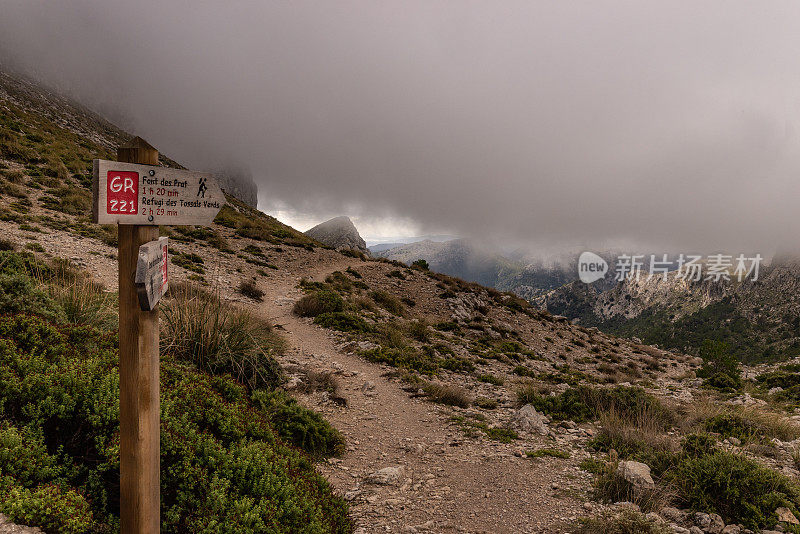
xmin=539 ymin=258 xmax=800 ymax=363
xmin=7 ymin=68 xmax=800 ymax=533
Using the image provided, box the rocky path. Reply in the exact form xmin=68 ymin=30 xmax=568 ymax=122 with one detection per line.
xmin=256 ymin=260 xmax=588 ymax=534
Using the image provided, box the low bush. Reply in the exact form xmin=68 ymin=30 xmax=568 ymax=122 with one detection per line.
xmin=574 ymin=509 xmax=670 ymax=534
xmin=0 ymin=313 xmax=351 ymax=533
xmin=314 ymin=312 xmax=373 ymax=333
xmin=474 ymin=397 xmax=498 ymax=409
xmin=406 ymin=320 xmax=430 ymax=342
xmin=476 ymin=373 xmax=504 ymax=386
xmin=524 ymin=385 xmax=674 ymax=426
xmin=667 ymin=436 xmax=800 ymax=530
xmin=293 ymin=290 xmax=344 ymax=317
xmin=171 ymin=251 xmax=205 ymax=274
xmin=361 ymin=346 xmax=440 ymax=375
xmin=369 ymin=290 xmax=405 ymax=316
xmin=485 ymin=427 xmax=518 ymax=443
xmin=411 ymin=259 xmax=429 ymax=270
xmin=696 ymin=339 xmax=742 ymax=392
xmin=0 ymin=252 xmax=65 ymax=322
xmin=252 ymin=390 xmax=346 ymax=458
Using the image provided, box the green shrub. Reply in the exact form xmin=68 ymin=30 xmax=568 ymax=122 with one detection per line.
xmin=171 ymin=252 xmax=205 ymax=274
xmin=0 ymin=481 xmax=95 ymax=534
xmin=574 ymin=509 xmax=670 ymax=534
xmin=38 ymin=187 xmax=91 ymax=216
xmin=668 ymin=445 xmax=800 ymax=530
xmin=411 ymin=259 xmax=429 ymax=270
xmin=474 ymin=397 xmax=498 ymax=409
xmin=704 ymin=413 xmax=758 ymax=443
xmin=406 ymin=320 xmax=429 ymax=342
xmin=361 ymin=346 xmax=440 ymax=375
xmin=0 ymin=261 xmax=65 ymax=322
xmin=161 ymin=283 xmax=285 ymax=391
xmin=476 ymin=373 xmax=504 ymax=386
xmin=526 ymin=385 xmax=673 ymax=426
xmin=697 ymin=340 xmax=742 ymax=392
xmin=369 ymin=290 xmax=405 ymax=316
xmin=344 ymin=266 xmax=362 ymax=279
xmin=0 ymin=309 xmax=351 ymax=533
xmin=293 ymin=290 xmax=344 ymax=317
xmin=252 ymin=390 xmax=345 ymax=458
xmin=314 ymin=312 xmax=372 ymax=333
xmin=485 ymin=427 xmax=518 ymax=443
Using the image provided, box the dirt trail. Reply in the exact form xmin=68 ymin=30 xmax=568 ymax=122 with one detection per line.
xmin=255 ymin=260 xmax=586 ymax=534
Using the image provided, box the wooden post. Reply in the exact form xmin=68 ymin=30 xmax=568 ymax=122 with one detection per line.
xmin=117 ymin=137 xmax=160 ymax=534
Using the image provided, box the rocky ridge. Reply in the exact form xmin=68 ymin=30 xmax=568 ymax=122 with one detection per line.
xmin=305 ymin=215 xmax=369 ymax=254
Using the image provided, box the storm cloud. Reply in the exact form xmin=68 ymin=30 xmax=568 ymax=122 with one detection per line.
xmin=1 ymin=1 xmax=799 ymax=253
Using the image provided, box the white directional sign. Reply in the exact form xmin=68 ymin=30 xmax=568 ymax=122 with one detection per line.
xmin=135 ymin=237 xmax=169 ymax=311
xmin=92 ymin=159 xmax=224 ymax=225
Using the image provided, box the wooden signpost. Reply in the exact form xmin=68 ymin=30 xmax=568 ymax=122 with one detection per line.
xmin=92 ymin=137 xmax=222 ymax=534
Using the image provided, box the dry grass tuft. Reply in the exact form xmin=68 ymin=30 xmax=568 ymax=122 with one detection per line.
xmin=162 ymin=282 xmax=285 ymax=390
xmin=423 ymin=383 xmax=472 ymax=407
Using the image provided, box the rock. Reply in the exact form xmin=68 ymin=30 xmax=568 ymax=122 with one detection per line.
xmin=728 ymin=393 xmax=766 ymax=406
xmin=694 ymin=514 xmax=711 ymax=528
xmin=361 ymin=381 xmax=376 ymax=392
xmin=688 ymin=527 xmax=703 ymax=534
xmin=212 ymin=168 xmax=258 ymax=208
xmin=366 ymin=466 xmax=406 ymax=486
xmin=726 ymin=437 xmax=741 ymax=446
xmin=693 ymin=512 xmax=724 ymax=534
xmin=670 ymin=526 xmax=690 ymax=534
xmin=616 ymin=460 xmax=655 ymax=490
xmin=304 ymin=216 xmax=368 ymax=254
xmin=721 ymin=525 xmax=741 ymax=534
xmin=776 ymin=507 xmax=799 ymax=524
xmin=284 ymin=376 xmax=303 ymax=390
xmin=511 ymin=404 xmax=549 ymax=435
xmin=769 ymin=387 xmax=784 ymax=395
xmin=0 ymin=514 xmax=44 ymax=533
xmin=660 ymin=506 xmax=688 ymax=524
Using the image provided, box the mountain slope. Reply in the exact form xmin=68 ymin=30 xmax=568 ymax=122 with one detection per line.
xmin=7 ymin=67 xmax=800 ymax=533
xmin=540 ymin=258 xmax=800 ymax=363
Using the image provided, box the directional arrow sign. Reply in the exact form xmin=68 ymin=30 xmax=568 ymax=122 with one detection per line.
xmin=135 ymin=237 xmax=169 ymax=311
xmin=92 ymin=159 xmax=224 ymax=225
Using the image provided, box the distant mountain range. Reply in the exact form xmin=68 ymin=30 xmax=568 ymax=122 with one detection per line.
xmin=537 ymin=255 xmax=800 ymax=362
xmin=371 ymin=238 xmax=619 ymax=298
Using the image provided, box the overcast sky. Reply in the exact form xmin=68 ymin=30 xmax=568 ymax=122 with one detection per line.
xmin=1 ymin=1 xmax=799 ymax=252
